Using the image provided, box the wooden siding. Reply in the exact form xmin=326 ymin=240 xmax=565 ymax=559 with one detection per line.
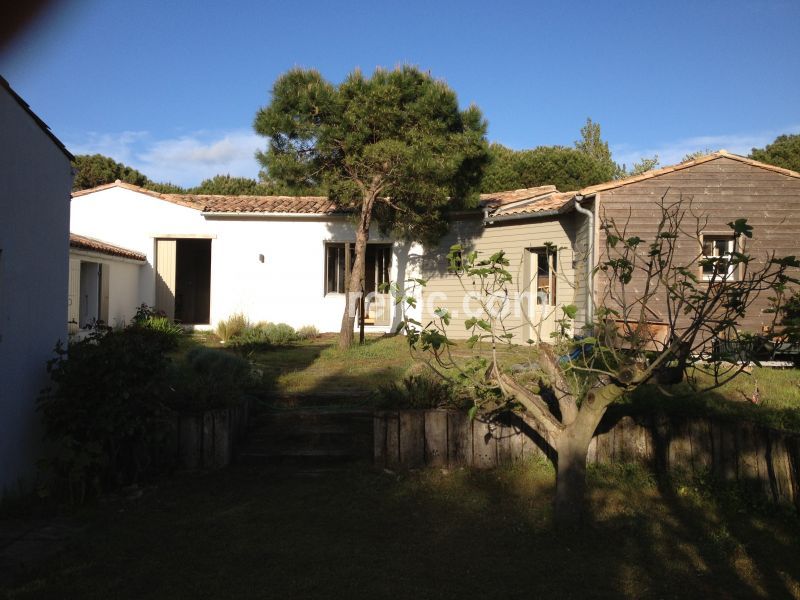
xmin=595 ymin=156 xmax=800 ymax=334
xmin=420 ymin=214 xmax=578 ymax=341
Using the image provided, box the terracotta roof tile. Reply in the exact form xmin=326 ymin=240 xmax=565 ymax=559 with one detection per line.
xmin=194 ymin=194 xmax=343 ymax=214
xmin=71 ymin=181 xmax=347 ymax=214
xmin=479 ymin=185 xmax=558 ymax=208
xmin=69 ymin=233 xmax=146 ymax=262
xmin=491 ymin=191 xmax=575 ymax=217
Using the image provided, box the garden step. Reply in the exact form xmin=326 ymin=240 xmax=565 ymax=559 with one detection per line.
xmin=237 ymin=448 xmax=367 ymax=467
xmin=238 ymin=407 xmax=375 ymax=468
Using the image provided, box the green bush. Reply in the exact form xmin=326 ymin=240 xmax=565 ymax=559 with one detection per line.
xmin=38 ymin=327 xmax=177 ymax=503
xmin=217 ymin=313 xmax=250 ymax=343
xmin=374 ymin=372 xmax=467 ymax=409
xmin=129 ymin=303 xmax=184 ymax=340
xmin=168 ymin=347 xmax=252 ymax=411
xmin=297 ymin=325 xmax=320 ymax=340
xmin=230 ymin=322 xmax=299 ymax=347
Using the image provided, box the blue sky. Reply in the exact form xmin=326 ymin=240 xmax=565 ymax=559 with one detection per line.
xmin=2 ymin=0 xmax=799 ymax=187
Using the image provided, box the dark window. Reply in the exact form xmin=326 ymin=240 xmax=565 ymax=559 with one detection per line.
xmin=325 ymin=243 xmax=392 ymax=295
xmin=325 ymin=243 xmax=349 ymax=294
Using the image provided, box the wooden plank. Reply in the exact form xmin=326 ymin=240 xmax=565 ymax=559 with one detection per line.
xmin=202 ymin=412 xmax=215 ymax=469
xmin=711 ymin=419 xmax=738 ymax=481
xmin=668 ymin=418 xmax=693 ymax=473
xmin=448 ymin=411 xmax=472 ymax=467
xmin=632 ymin=419 xmax=651 ymax=465
xmin=373 ymin=413 xmax=387 ymax=467
xmin=496 ymin=420 xmax=516 ymax=465
xmin=472 ymin=419 xmax=497 ymax=469
xmin=178 ymin=414 xmax=201 ymax=470
xmin=385 ymin=412 xmax=401 ymax=469
xmin=424 ymin=410 xmax=448 ymax=467
xmin=213 ymin=409 xmax=230 ymax=469
xmin=737 ymin=421 xmax=760 ymax=486
xmin=689 ymin=418 xmax=712 ymax=471
xmin=508 ymin=421 xmax=524 ymax=462
xmin=399 ymin=411 xmax=425 ymax=468
xmin=594 ymin=430 xmax=612 ymax=465
xmin=767 ymin=432 xmax=794 ymax=505
xmin=587 ymin=436 xmax=597 ymax=465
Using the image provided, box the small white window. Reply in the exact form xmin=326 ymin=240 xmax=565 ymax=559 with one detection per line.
xmin=702 ymin=236 xmax=736 ymax=281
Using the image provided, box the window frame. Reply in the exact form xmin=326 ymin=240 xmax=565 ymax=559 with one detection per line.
xmin=700 ymin=234 xmax=738 ymax=282
xmin=324 ymin=242 xmax=393 ymax=296
xmin=529 ymin=246 xmax=558 ymax=306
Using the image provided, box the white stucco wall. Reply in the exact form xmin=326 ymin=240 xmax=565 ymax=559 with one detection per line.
xmin=70 ymin=186 xmax=423 ymax=332
xmin=68 ymin=249 xmax=143 ymax=329
xmin=107 ymin=258 xmax=143 ymax=328
xmin=0 ymin=85 xmax=72 ymax=494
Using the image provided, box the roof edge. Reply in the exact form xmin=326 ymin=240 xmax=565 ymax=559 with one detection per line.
xmin=579 ymin=150 xmax=800 ymax=197
xmin=1 ymin=75 xmax=73 ymax=161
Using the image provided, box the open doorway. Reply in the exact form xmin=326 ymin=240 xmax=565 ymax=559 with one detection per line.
xmin=155 ymin=238 xmax=211 ymax=324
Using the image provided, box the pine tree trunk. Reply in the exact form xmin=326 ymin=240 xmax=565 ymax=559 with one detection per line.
xmin=339 ymin=192 xmax=375 ymax=349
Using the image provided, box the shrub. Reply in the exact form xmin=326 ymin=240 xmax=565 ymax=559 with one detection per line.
xmin=168 ymin=347 xmax=252 ymax=411
xmin=230 ymin=321 xmax=298 ymax=347
xmin=129 ymin=303 xmax=184 ymax=341
xmin=38 ymin=327 xmax=176 ymax=503
xmin=374 ymin=371 xmax=467 ymax=409
xmin=297 ymin=325 xmax=320 ymax=340
xmin=216 ymin=313 xmax=250 ymax=343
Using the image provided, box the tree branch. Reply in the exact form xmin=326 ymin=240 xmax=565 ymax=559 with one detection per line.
xmin=497 ymin=372 xmax=565 ymax=438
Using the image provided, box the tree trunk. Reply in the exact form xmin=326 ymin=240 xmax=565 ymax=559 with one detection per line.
xmin=339 ymin=192 xmax=376 ymax=349
xmin=554 ymin=423 xmax=596 ymax=528
xmin=553 ymin=383 xmax=623 ymax=527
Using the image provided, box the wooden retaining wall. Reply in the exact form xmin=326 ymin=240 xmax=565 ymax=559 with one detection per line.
xmin=168 ymin=400 xmax=251 ymax=470
xmin=374 ymin=410 xmax=800 ymax=511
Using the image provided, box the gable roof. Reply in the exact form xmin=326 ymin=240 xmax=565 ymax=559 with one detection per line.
xmin=69 ymin=233 xmax=146 ymax=262
xmin=1 ymin=75 xmax=73 ymax=161
xmin=578 ymin=150 xmax=800 ymax=198
xmin=71 ymin=181 xmax=344 ymax=215
xmin=484 ymin=151 xmax=800 ymax=221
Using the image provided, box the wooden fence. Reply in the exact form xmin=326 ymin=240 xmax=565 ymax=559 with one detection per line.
xmin=373 ymin=409 xmax=800 ymax=511
xmin=168 ymin=400 xmax=251 ymax=470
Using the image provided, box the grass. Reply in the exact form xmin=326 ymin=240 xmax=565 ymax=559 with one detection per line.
xmin=3 ymin=462 xmax=799 ymax=599
xmin=179 ymin=331 xmax=800 ymax=429
xmin=624 ymin=366 xmax=800 ymax=432
xmin=228 ymin=334 xmax=415 ymax=401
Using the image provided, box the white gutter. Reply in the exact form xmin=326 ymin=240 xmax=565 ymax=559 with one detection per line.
xmin=573 ymin=194 xmax=594 ymax=326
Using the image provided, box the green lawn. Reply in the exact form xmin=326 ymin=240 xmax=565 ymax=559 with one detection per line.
xmin=194 ymin=332 xmax=800 ymax=430
xmin=3 ymin=462 xmax=799 ymax=599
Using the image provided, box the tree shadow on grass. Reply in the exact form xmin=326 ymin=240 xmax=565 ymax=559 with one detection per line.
xmin=3 ymin=462 xmax=800 ymax=600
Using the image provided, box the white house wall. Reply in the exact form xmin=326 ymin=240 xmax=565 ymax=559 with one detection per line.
xmin=70 ymin=187 xmax=214 ymax=312
xmin=0 ymin=86 xmax=72 ymax=494
xmin=70 ymin=187 xmax=422 ymax=332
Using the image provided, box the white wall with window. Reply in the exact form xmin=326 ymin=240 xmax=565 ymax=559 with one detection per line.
xmin=71 ymin=184 xmax=421 ymax=333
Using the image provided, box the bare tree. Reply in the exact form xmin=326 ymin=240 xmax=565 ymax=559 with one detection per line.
xmin=394 ymin=195 xmax=799 ymax=526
